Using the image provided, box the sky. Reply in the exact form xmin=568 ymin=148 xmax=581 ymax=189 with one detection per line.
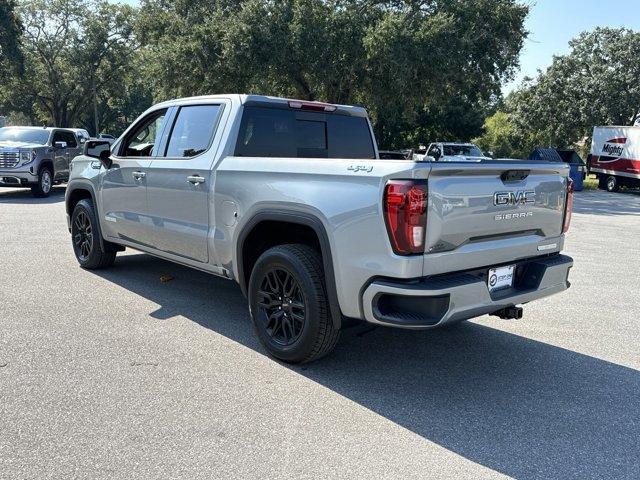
xmin=504 ymin=0 xmax=640 ymax=92
xmin=112 ymin=0 xmax=640 ymax=94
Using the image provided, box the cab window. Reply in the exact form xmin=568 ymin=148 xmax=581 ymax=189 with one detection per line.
xmin=235 ymin=106 xmax=375 ymax=159
xmin=163 ymin=105 xmax=222 ymax=158
xmin=120 ymin=109 xmax=168 ymax=157
xmin=52 ymin=131 xmax=77 ymax=148
xmin=427 ymin=145 xmax=440 ymax=158
xmin=61 ymin=131 xmax=78 ymax=148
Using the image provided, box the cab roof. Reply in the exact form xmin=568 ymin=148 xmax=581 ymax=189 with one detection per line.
xmin=152 ymin=94 xmax=369 ymax=118
xmin=0 ymin=126 xmax=71 ymax=132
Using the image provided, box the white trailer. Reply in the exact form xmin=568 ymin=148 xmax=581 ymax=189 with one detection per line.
xmin=589 ymin=126 xmax=640 ymax=191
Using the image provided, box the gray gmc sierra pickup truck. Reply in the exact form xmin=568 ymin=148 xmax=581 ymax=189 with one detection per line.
xmin=65 ymin=94 xmax=574 ymax=363
xmin=0 ymin=126 xmax=82 ymax=196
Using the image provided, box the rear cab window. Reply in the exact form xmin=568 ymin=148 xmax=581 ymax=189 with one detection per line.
xmin=235 ymin=106 xmax=375 ymax=159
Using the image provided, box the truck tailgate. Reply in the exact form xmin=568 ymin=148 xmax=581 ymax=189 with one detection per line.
xmin=422 ymin=161 xmax=570 ymax=276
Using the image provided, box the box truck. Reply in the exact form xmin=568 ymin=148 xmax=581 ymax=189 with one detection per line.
xmin=589 ymin=126 xmax=640 ymax=191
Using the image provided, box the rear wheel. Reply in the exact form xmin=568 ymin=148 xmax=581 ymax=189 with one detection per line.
xmin=248 ymin=244 xmax=340 ymax=363
xmin=31 ymin=167 xmax=52 ymax=197
xmin=71 ymin=199 xmax=117 ymax=269
xmin=606 ymin=175 xmax=619 ymax=192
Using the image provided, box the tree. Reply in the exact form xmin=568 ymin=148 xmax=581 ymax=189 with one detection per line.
xmin=360 ymin=0 xmax=527 ymax=147
xmin=473 ymin=110 xmax=522 ymax=158
xmin=136 ymin=0 xmax=528 ymax=148
xmin=0 ymin=0 xmax=23 ymax=78
xmin=507 ymin=27 xmax=640 ymax=154
xmin=1 ymin=0 xmax=141 ymax=132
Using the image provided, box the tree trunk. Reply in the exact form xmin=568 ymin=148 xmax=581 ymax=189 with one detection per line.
xmin=293 ymin=72 xmax=314 ymax=101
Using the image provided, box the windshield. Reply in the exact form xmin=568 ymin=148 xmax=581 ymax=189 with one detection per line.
xmin=0 ymin=128 xmax=50 ymax=145
xmin=443 ymin=145 xmax=484 ymax=157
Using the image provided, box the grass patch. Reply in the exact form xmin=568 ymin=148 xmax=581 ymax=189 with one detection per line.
xmin=582 ymin=175 xmax=598 ymax=190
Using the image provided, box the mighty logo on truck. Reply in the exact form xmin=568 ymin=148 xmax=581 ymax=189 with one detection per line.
xmin=601 ymin=137 xmax=627 ymax=157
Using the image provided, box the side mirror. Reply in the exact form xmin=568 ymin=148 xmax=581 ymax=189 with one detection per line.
xmin=431 ymin=148 xmax=441 ymax=160
xmin=54 ymin=141 xmax=68 ymax=149
xmin=84 ymin=140 xmax=113 ymax=169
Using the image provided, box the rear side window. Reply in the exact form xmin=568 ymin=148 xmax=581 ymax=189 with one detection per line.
xmin=235 ymin=106 xmax=375 ymax=159
xmin=165 ymin=104 xmax=222 ymax=158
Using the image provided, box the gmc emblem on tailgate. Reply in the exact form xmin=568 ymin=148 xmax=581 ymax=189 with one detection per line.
xmin=494 ymin=190 xmax=536 ymax=206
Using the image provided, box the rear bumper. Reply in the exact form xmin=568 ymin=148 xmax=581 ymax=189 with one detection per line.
xmin=362 ymin=254 xmax=573 ymax=329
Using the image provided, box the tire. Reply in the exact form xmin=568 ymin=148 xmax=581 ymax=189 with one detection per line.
xmin=71 ymin=199 xmax=117 ymax=269
xmin=31 ymin=166 xmax=53 ymax=197
xmin=248 ymin=244 xmax=340 ymax=363
xmin=606 ymin=175 xmax=619 ymax=192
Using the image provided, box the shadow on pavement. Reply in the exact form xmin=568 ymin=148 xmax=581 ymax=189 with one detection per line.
xmin=92 ymin=253 xmax=640 ymax=479
xmin=0 ymin=186 xmax=66 ymax=204
xmin=573 ymin=189 xmax=640 ymax=216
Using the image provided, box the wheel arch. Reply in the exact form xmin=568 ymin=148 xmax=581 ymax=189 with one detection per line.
xmin=236 ymin=210 xmax=342 ymax=329
xmin=66 ymin=181 xmax=107 ymax=250
xmin=38 ymin=159 xmax=54 ymax=174
xmin=66 ymin=181 xmax=98 ymax=215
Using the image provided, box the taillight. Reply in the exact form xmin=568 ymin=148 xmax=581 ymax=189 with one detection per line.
xmin=288 ymin=100 xmax=337 ymax=112
xmin=384 ymin=180 xmax=428 ymax=255
xmin=562 ymin=177 xmax=574 ymax=233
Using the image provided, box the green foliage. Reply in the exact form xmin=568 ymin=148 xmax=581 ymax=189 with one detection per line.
xmin=2 ymin=0 xmax=529 ymax=142
xmin=473 ymin=110 xmax=522 ymax=158
xmin=0 ymin=0 xmax=24 ymax=79
xmin=136 ymin=0 xmax=528 ymax=148
xmin=0 ymin=0 xmax=147 ymax=133
xmin=506 ymin=27 xmax=640 ymax=156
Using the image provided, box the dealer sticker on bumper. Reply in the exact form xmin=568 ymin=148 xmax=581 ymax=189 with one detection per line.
xmin=488 ymin=265 xmax=515 ymax=292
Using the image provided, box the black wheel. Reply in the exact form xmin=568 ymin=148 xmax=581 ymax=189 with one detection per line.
xmin=71 ymin=199 xmax=117 ymax=269
xmin=248 ymin=244 xmax=340 ymax=363
xmin=606 ymin=175 xmax=619 ymax=192
xmin=31 ymin=167 xmax=53 ymax=197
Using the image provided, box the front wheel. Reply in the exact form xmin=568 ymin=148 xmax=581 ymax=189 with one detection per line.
xmin=31 ymin=167 xmax=52 ymax=197
xmin=248 ymin=244 xmax=340 ymax=363
xmin=71 ymin=199 xmax=117 ymax=269
xmin=606 ymin=175 xmax=619 ymax=192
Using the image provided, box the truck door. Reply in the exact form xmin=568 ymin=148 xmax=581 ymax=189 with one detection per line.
xmin=59 ymin=130 xmax=80 ymax=178
xmin=100 ymin=108 xmax=170 ymax=247
xmin=50 ymin=130 xmax=71 ymax=180
xmin=145 ymin=102 xmax=226 ymax=263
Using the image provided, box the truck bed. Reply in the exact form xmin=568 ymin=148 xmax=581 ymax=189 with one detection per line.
xmin=215 ymin=156 xmax=570 ymax=320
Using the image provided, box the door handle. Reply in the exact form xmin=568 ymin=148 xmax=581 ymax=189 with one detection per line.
xmin=187 ymin=175 xmax=205 ymax=186
xmin=132 ymin=171 xmax=146 ymax=181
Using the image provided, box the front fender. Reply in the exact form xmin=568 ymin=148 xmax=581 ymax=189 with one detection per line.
xmin=65 ymin=179 xmax=107 ymax=251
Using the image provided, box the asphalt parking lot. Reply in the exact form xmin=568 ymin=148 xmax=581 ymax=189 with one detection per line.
xmin=1 ymin=186 xmax=639 ymax=479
